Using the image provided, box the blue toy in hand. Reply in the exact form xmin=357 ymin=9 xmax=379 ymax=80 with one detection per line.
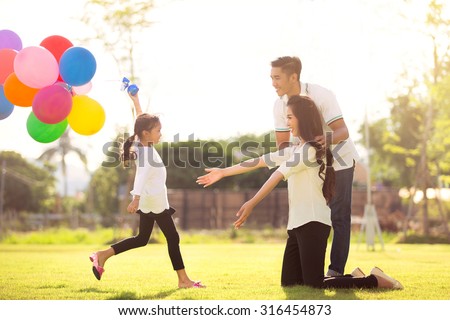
xmin=121 ymin=77 xmax=139 ymax=96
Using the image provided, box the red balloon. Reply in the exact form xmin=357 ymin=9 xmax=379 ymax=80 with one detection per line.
xmin=0 ymin=48 xmax=17 ymax=84
xmin=40 ymin=36 xmax=74 ymax=82
xmin=40 ymin=35 xmax=73 ymax=62
xmin=32 ymin=84 xmax=73 ymax=124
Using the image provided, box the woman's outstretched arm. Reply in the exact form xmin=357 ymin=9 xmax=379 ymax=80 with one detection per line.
xmin=196 ymin=157 xmax=267 ymax=188
xmin=234 ymin=171 xmax=284 ymax=229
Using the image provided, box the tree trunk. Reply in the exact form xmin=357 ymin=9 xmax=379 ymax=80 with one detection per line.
xmin=422 ymin=189 xmax=429 ymax=236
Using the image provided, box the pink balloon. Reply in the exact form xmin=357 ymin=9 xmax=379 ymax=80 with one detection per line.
xmin=72 ymin=82 xmax=92 ymax=95
xmin=14 ymin=46 xmax=59 ymax=89
xmin=32 ymin=84 xmax=73 ymax=124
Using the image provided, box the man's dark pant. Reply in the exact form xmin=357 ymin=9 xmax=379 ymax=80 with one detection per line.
xmin=328 ymin=164 xmax=355 ymax=275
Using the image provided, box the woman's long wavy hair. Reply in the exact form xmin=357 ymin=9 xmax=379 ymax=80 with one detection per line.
xmin=287 ymin=95 xmax=335 ymax=204
xmin=121 ymin=113 xmax=161 ymax=167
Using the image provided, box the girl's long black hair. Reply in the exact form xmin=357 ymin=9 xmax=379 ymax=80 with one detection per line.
xmin=287 ymin=95 xmax=335 ymax=204
xmin=121 ymin=113 xmax=160 ymax=167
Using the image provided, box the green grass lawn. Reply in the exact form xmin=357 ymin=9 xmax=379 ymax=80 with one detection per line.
xmin=1 ymin=241 xmax=449 ymax=300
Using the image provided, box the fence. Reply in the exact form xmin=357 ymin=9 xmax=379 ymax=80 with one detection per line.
xmin=168 ymin=188 xmax=290 ymax=229
xmin=0 ymin=187 xmax=406 ymax=232
xmin=168 ymin=187 xmax=405 ymax=231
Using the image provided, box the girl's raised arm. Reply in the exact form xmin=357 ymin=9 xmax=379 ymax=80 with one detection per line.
xmin=129 ymin=92 xmax=143 ymax=117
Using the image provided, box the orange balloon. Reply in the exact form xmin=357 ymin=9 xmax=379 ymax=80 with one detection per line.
xmin=0 ymin=48 xmax=17 ymax=84
xmin=3 ymin=72 xmax=39 ymax=107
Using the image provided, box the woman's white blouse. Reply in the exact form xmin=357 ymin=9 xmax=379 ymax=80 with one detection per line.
xmin=261 ymin=143 xmax=331 ymax=230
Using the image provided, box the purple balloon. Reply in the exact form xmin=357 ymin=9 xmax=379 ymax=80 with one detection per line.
xmin=32 ymin=84 xmax=73 ymax=124
xmin=0 ymin=30 xmax=22 ymax=51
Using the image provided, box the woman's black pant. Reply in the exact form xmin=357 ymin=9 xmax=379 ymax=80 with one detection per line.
xmin=281 ymin=221 xmax=377 ymax=289
xmin=111 ymin=208 xmax=185 ymax=271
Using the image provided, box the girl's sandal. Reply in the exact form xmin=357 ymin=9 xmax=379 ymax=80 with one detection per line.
xmin=179 ymin=281 xmax=206 ymax=289
xmin=192 ymin=281 xmax=206 ymax=288
xmin=89 ymin=253 xmax=105 ymax=281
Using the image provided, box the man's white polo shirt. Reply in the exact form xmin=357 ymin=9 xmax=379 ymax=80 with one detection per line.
xmin=273 ymin=82 xmax=360 ymax=171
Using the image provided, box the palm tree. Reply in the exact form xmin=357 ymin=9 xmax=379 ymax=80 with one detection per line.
xmin=38 ymin=130 xmax=88 ymax=197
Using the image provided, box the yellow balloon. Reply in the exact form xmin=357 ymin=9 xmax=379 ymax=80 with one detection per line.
xmin=68 ymin=95 xmax=105 ymax=135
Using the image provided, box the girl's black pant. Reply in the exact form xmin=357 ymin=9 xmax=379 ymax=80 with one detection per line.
xmin=111 ymin=208 xmax=185 ymax=270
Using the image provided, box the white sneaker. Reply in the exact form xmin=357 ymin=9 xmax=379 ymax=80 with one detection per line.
xmin=350 ymin=267 xmax=365 ymax=277
xmin=326 ymin=269 xmax=342 ymax=277
xmin=370 ymin=267 xmax=404 ymax=290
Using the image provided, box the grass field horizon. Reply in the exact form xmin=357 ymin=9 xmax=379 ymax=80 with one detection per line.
xmin=1 ymin=228 xmax=449 ymax=300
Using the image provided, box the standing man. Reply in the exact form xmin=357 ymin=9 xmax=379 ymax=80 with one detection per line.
xmin=270 ymin=56 xmax=360 ymax=277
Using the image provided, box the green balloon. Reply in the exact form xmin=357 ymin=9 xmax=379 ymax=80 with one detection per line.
xmin=26 ymin=112 xmax=68 ymax=143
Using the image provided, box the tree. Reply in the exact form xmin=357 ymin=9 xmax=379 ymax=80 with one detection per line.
xmin=216 ymin=131 xmax=286 ymax=190
xmin=81 ymin=0 xmax=154 ymax=85
xmin=38 ymin=130 xmax=88 ymax=197
xmin=360 ymin=88 xmax=423 ymax=187
xmin=89 ymin=166 xmax=120 ymax=225
xmin=403 ymin=0 xmax=450 ymax=237
xmin=426 ymin=0 xmax=450 ymax=187
xmin=86 ymin=127 xmax=290 ymax=229
xmin=422 ymin=0 xmax=450 ymax=238
xmin=82 ymin=0 xmax=156 ymax=219
xmin=0 ymin=151 xmax=56 ymax=213
xmin=88 ymin=129 xmax=130 ymax=224
xmin=361 ymin=0 xmax=450 ymax=238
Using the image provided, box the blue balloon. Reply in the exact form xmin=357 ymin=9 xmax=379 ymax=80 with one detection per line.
xmin=59 ymin=47 xmax=97 ymax=86
xmin=0 ymin=85 xmax=14 ymax=120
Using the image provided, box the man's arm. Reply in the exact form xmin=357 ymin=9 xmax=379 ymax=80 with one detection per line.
xmin=273 ymin=98 xmax=291 ymax=150
xmin=316 ymin=118 xmax=349 ymax=147
xmin=315 ymin=88 xmax=349 ymax=146
xmin=275 ymin=131 xmax=291 ymax=150
xmin=327 ymin=118 xmax=349 ymax=144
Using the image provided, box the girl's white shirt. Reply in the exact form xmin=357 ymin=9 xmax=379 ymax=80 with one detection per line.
xmin=261 ymin=143 xmax=331 ymax=230
xmin=130 ymin=144 xmax=170 ymax=214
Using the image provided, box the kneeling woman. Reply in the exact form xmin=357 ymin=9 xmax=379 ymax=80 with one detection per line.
xmin=197 ymin=95 xmax=402 ymax=290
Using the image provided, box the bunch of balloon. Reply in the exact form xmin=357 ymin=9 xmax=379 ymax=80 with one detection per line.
xmin=0 ymin=30 xmax=105 ymax=143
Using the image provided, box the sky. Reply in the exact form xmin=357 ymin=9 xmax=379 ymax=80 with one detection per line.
xmin=0 ymin=0 xmax=437 ymax=177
